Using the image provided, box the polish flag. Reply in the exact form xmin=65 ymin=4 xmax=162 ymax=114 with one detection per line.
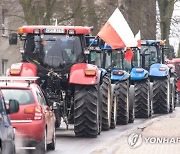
xmin=135 ymin=30 xmax=141 ymax=47
xmin=97 ymin=8 xmax=137 ymax=49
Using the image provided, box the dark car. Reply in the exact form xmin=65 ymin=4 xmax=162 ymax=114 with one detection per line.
xmin=0 ymin=91 xmax=19 ymax=154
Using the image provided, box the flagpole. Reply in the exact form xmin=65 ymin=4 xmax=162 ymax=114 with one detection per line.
xmin=87 ymin=35 xmax=99 ymax=49
xmin=117 ymin=0 xmax=119 ymax=7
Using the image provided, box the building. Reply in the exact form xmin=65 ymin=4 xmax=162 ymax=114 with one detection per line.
xmin=0 ymin=0 xmax=25 ymax=75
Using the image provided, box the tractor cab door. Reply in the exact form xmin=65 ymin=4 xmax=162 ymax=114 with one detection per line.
xmin=141 ymin=46 xmax=158 ymax=70
xmin=102 ymin=49 xmax=124 ymax=71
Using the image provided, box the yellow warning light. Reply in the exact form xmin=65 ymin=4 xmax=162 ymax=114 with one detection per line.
xmin=18 ymin=27 xmax=23 ymax=34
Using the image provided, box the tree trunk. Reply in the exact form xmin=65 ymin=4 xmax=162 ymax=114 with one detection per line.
xmin=158 ymin=0 xmax=175 ymax=46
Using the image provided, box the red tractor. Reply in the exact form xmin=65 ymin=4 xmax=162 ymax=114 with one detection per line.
xmin=8 ymin=25 xmax=113 ymax=137
xmin=166 ymin=58 xmax=180 ymax=105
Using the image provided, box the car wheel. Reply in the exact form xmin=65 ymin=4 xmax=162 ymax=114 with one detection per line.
xmin=36 ymin=128 xmax=47 ymax=154
xmin=47 ymin=127 xmax=56 ymax=150
xmin=1 ymin=140 xmax=15 ymax=154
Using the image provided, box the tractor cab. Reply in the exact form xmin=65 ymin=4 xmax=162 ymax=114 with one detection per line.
xmin=100 ymin=46 xmax=141 ymax=73
xmin=10 ymin=26 xmax=91 ymax=73
xmin=140 ymin=40 xmax=166 ymax=70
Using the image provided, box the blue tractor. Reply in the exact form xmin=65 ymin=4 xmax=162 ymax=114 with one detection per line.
xmin=94 ymin=43 xmax=135 ymax=125
xmin=85 ymin=37 xmax=114 ymax=131
xmin=129 ymin=47 xmax=152 ymax=118
xmin=101 ymin=47 xmax=133 ymax=125
xmin=99 ymin=44 xmax=152 ymax=121
xmin=140 ymin=40 xmax=176 ymax=114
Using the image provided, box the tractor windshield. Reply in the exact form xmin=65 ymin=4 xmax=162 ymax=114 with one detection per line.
xmin=111 ymin=50 xmax=123 ymax=70
xmin=0 ymin=97 xmax=4 ymax=113
xmin=132 ymin=48 xmax=141 ymax=67
xmin=141 ymin=46 xmax=158 ymax=70
xmin=90 ymin=51 xmax=102 ymax=67
xmin=175 ymin=62 xmax=180 ymax=78
xmin=24 ymin=34 xmax=84 ymax=69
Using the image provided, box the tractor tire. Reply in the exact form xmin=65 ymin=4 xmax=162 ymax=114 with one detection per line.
xmin=134 ymin=79 xmax=150 ymax=118
xmin=153 ymin=77 xmax=170 ymax=114
xmin=170 ymin=78 xmax=175 ymax=113
xmin=101 ymin=74 xmax=111 ymax=131
xmin=110 ymin=89 xmax=117 ymax=129
xmin=54 ymin=111 xmax=61 ymax=128
xmin=174 ymin=80 xmax=178 ymax=108
xmin=74 ymin=85 xmax=100 ymax=137
xmin=116 ymin=80 xmax=129 ymax=125
xmin=172 ymin=73 xmax=178 ymax=108
xmin=128 ymin=109 xmax=135 ymax=123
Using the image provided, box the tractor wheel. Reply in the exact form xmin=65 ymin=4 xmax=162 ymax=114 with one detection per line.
xmin=110 ymin=89 xmax=117 ymax=129
xmin=134 ymin=79 xmax=150 ymax=118
xmin=170 ymin=79 xmax=175 ymax=113
xmin=128 ymin=108 xmax=135 ymax=123
xmin=101 ymin=74 xmax=111 ymax=131
xmin=74 ymin=85 xmax=100 ymax=137
xmin=54 ymin=111 xmax=61 ymax=128
xmin=172 ymin=73 xmax=178 ymax=108
xmin=116 ymin=80 xmax=129 ymax=125
xmin=153 ymin=77 xmax=170 ymax=114
xmin=174 ymin=80 xmax=178 ymax=108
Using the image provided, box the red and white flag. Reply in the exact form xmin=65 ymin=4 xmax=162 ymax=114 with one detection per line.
xmin=97 ymin=8 xmax=137 ymax=49
xmin=135 ymin=30 xmax=141 ymax=47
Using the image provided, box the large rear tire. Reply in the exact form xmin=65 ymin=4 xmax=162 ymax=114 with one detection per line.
xmin=54 ymin=111 xmax=61 ymax=128
xmin=153 ymin=77 xmax=170 ymax=114
xmin=110 ymin=89 xmax=117 ymax=129
xmin=74 ymin=85 xmax=100 ymax=137
xmin=101 ymin=74 xmax=111 ymax=131
xmin=116 ymin=80 xmax=129 ymax=125
xmin=170 ymin=78 xmax=175 ymax=113
xmin=128 ymin=108 xmax=135 ymax=123
xmin=134 ymin=79 xmax=150 ymax=118
xmin=172 ymin=73 xmax=177 ymax=107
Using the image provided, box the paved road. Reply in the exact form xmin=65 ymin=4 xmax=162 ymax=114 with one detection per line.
xmin=46 ymin=108 xmax=180 ymax=154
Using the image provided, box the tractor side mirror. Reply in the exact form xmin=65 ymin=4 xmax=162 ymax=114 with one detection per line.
xmin=7 ymin=99 xmax=19 ymax=114
xmin=9 ymin=33 xmax=18 ymax=45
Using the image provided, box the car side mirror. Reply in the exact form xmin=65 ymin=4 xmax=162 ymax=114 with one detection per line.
xmin=9 ymin=33 xmax=18 ymax=45
xmin=7 ymin=99 xmax=19 ymax=114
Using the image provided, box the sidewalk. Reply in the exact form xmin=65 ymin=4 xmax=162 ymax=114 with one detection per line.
xmin=92 ymin=108 xmax=180 ymax=154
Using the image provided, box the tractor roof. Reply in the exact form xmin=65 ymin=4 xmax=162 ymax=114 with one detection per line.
xmin=166 ymin=58 xmax=180 ymax=64
xmin=18 ymin=25 xmax=91 ymax=35
xmin=141 ymin=40 xmax=165 ymax=46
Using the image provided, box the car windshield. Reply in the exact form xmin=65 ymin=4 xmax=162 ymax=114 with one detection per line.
xmin=25 ymin=34 xmax=84 ymax=69
xmin=1 ymin=89 xmax=35 ymax=105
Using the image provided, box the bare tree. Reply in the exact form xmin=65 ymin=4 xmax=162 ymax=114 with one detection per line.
xmin=19 ymin=0 xmax=56 ymax=25
xmin=157 ymin=0 xmax=175 ymax=46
